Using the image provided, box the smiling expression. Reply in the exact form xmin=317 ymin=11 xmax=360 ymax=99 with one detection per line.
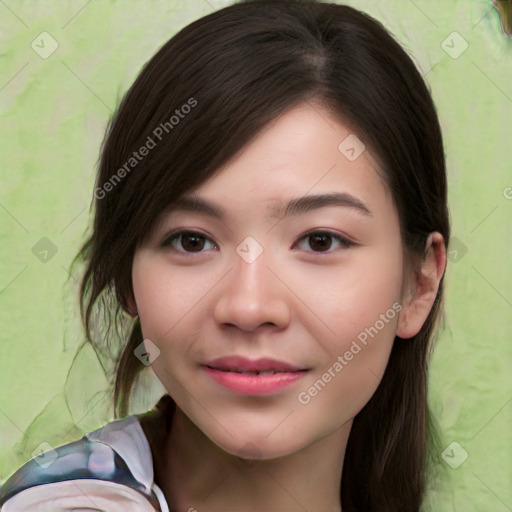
xmin=130 ymin=102 xmax=410 ymax=460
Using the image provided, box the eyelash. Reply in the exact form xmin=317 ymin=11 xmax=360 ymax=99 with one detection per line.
xmin=160 ymin=229 xmax=356 ymax=256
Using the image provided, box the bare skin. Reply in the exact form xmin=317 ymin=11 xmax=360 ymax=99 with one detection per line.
xmin=130 ymin=102 xmax=447 ymax=512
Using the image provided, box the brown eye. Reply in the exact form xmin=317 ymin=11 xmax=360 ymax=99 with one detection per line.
xmin=308 ymin=233 xmax=333 ymax=252
xmin=161 ymin=231 xmax=216 ymax=254
xmin=181 ymin=232 xmax=206 ymax=252
xmin=293 ymin=230 xmax=354 ymax=253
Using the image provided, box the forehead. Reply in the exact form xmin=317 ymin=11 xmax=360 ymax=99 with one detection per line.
xmin=176 ymin=103 xmax=393 ymax=219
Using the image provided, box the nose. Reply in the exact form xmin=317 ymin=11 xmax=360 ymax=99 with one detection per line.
xmin=213 ymin=246 xmax=291 ymax=332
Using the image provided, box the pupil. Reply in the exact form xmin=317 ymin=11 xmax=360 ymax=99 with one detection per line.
xmin=310 ymin=234 xmax=331 ymax=252
xmin=182 ymin=233 xmax=204 ymax=251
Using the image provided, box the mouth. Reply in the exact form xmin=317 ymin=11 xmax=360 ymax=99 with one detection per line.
xmin=202 ymin=356 xmax=309 ymax=394
xmin=205 ymin=368 xmax=303 ymax=376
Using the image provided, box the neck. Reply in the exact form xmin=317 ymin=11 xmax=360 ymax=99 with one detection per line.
xmin=152 ymin=406 xmax=349 ymax=512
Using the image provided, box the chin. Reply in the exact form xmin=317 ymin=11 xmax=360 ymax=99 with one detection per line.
xmin=210 ymin=429 xmax=309 ymax=463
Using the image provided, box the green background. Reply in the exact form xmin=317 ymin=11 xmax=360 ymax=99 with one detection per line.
xmin=1 ymin=1 xmax=511 ymax=510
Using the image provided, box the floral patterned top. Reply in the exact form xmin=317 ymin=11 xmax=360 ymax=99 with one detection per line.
xmin=0 ymin=396 xmax=174 ymax=511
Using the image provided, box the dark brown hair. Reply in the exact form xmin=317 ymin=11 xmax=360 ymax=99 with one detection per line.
xmin=73 ymin=1 xmax=450 ymax=510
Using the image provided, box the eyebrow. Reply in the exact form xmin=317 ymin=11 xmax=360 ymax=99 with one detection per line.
xmin=168 ymin=192 xmax=373 ymax=220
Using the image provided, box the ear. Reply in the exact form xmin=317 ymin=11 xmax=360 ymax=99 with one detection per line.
xmin=396 ymin=232 xmax=447 ymax=339
xmin=124 ymin=293 xmax=138 ymax=317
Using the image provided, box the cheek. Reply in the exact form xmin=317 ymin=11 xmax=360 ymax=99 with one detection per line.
xmin=290 ymin=248 xmax=402 ymax=416
xmin=287 ymin=246 xmax=403 ymax=344
xmin=131 ymin=257 xmax=218 ymax=390
xmin=296 ymin=315 xmax=397 ymax=431
xmin=333 ymin=265 xmax=402 ymax=397
xmin=132 ymin=256 xmax=208 ymax=339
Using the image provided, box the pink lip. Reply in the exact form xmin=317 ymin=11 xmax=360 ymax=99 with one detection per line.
xmin=202 ymin=356 xmax=309 ymax=395
xmin=204 ymin=356 xmax=307 ymax=372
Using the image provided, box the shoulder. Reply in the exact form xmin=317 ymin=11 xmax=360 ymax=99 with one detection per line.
xmin=0 ymin=411 xmax=170 ymax=512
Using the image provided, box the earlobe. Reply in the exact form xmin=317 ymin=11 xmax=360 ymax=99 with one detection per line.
xmin=124 ymin=294 xmax=138 ymax=317
xmin=396 ymin=232 xmax=447 ymax=339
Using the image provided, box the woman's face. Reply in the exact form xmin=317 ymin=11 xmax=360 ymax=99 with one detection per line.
xmin=131 ymin=102 xmax=409 ymax=459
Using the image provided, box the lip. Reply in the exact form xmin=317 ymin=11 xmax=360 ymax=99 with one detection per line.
xmin=203 ymin=356 xmax=308 ymax=372
xmin=202 ymin=356 xmax=309 ymax=395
